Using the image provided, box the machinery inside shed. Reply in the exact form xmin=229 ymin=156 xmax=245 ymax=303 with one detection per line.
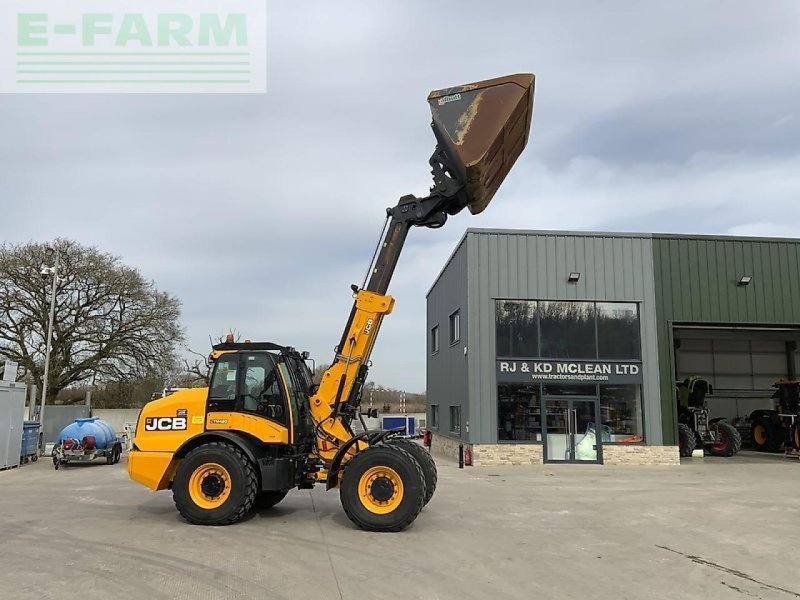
xmin=673 ymin=326 xmax=800 ymax=452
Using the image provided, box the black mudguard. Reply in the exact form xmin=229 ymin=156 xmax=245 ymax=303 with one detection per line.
xmin=326 ymin=427 xmax=405 ymax=490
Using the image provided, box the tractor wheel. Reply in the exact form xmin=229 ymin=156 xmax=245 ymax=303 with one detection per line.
xmin=255 ymin=490 xmax=288 ymax=510
xmin=385 ymin=438 xmax=437 ymax=506
xmin=751 ymin=418 xmax=783 ymax=453
xmin=172 ymin=441 xmax=258 ymax=526
xmin=791 ymin=424 xmax=800 ymax=451
xmin=706 ymin=422 xmax=742 ymax=457
xmin=678 ymin=424 xmax=696 ymax=458
xmin=339 ymin=445 xmax=425 ymax=532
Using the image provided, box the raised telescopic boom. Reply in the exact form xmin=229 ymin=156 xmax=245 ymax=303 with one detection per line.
xmin=310 ymin=74 xmax=535 ymax=482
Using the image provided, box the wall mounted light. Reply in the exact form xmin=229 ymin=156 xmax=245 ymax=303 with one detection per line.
xmin=568 ymin=272 xmax=581 ymax=284
xmin=738 ymin=275 xmax=752 ymax=286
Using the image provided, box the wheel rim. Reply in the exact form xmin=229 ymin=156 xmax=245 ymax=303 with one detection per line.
xmin=753 ymin=424 xmax=767 ymax=446
xmin=188 ymin=463 xmax=232 ymax=509
xmin=358 ymin=465 xmax=404 ymax=515
xmin=711 ymin=428 xmax=728 ymax=452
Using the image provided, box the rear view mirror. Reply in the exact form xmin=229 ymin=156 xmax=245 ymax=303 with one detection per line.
xmin=428 ymin=73 xmax=535 ymax=215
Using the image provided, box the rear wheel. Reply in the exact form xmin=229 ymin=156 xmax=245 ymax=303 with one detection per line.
xmin=706 ymin=422 xmax=742 ymax=457
xmin=340 ymin=446 xmax=425 ymax=532
xmin=385 ymin=438 xmax=437 ymax=506
xmin=255 ymin=490 xmax=288 ymax=510
xmin=173 ymin=441 xmax=257 ymax=526
xmin=678 ymin=424 xmax=696 ymax=458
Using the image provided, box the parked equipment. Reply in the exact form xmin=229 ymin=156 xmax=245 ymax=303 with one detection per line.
xmin=127 ymin=73 xmax=535 ymax=531
xmin=381 ymin=415 xmax=417 ymax=438
xmin=749 ymin=380 xmax=800 ymax=453
xmin=20 ymin=421 xmax=40 ymax=464
xmin=52 ymin=417 xmax=122 ymax=469
xmin=677 ymin=376 xmax=742 ymax=458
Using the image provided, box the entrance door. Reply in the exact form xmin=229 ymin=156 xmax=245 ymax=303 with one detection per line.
xmin=543 ymin=396 xmax=602 ymax=463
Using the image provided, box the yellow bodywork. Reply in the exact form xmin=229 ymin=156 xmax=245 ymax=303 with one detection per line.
xmin=129 ymin=289 xmax=395 ymax=492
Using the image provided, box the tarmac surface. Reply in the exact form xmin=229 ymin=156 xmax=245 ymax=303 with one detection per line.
xmin=1 ymin=450 xmax=799 ymax=600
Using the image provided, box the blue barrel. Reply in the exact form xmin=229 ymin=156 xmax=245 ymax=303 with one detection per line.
xmin=21 ymin=421 xmax=40 ymax=457
xmin=58 ymin=417 xmax=117 ymax=449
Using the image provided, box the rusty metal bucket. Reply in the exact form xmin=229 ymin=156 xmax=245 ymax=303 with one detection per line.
xmin=428 ymin=73 xmax=535 ymax=214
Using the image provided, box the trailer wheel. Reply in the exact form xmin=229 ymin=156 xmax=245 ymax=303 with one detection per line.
xmin=255 ymin=490 xmax=288 ymax=510
xmin=31 ymin=454 xmax=38 ymax=463
xmin=173 ymin=441 xmax=258 ymax=526
xmin=113 ymin=445 xmax=122 ymax=464
xmin=706 ymin=422 xmax=742 ymax=457
xmin=678 ymin=424 xmax=696 ymax=458
xmin=751 ymin=418 xmax=783 ymax=452
xmin=340 ymin=445 xmax=425 ymax=532
xmin=386 ymin=438 xmax=437 ymax=506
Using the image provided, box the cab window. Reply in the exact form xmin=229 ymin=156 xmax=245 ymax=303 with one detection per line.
xmin=242 ymin=353 xmax=287 ymax=424
xmin=209 ymin=354 xmax=238 ymax=411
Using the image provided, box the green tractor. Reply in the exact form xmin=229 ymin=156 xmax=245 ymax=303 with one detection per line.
xmin=749 ymin=380 xmax=800 ymax=453
xmin=676 ymin=376 xmax=742 ymax=458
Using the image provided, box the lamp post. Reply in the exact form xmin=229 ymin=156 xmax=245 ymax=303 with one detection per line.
xmin=38 ymin=247 xmax=60 ymax=450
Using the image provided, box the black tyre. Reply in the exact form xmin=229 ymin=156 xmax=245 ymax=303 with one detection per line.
xmin=678 ymin=424 xmax=696 ymax=458
xmin=386 ymin=438 xmax=437 ymax=506
xmin=706 ymin=422 xmax=742 ymax=457
xmin=106 ymin=450 xmax=114 ymax=465
xmin=172 ymin=441 xmax=258 ymax=526
xmin=791 ymin=423 xmax=800 ymax=451
xmin=31 ymin=454 xmax=38 ymax=463
xmin=255 ymin=490 xmax=288 ymax=510
xmin=113 ymin=445 xmax=122 ymax=464
xmin=340 ymin=445 xmax=425 ymax=532
xmin=751 ymin=418 xmax=783 ymax=452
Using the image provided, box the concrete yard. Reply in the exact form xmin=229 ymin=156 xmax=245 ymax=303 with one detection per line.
xmin=1 ymin=452 xmax=799 ymax=600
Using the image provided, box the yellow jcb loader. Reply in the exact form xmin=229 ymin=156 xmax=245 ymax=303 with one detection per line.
xmin=128 ymin=73 xmax=535 ymax=531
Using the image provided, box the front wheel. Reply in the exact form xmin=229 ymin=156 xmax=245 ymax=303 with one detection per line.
xmin=172 ymin=441 xmax=258 ymax=526
xmin=340 ymin=446 xmax=425 ymax=532
xmin=706 ymin=422 xmax=742 ymax=457
xmin=678 ymin=424 xmax=696 ymax=458
xmin=751 ymin=418 xmax=783 ymax=452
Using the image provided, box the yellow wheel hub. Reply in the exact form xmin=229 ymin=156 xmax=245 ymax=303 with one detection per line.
xmin=795 ymin=428 xmax=800 ymax=449
xmin=188 ymin=463 xmax=231 ymax=509
xmin=754 ymin=425 xmax=767 ymax=446
xmin=358 ymin=465 xmax=404 ymax=515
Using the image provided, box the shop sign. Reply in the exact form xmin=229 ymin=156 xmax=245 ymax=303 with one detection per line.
xmin=496 ymin=359 xmax=643 ymax=384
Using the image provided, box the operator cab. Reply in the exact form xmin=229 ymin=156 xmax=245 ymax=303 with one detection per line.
xmin=208 ymin=340 xmax=314 ymax=443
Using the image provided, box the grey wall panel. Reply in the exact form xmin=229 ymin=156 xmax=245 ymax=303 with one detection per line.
xmin=464 ymin=230 xmax=663 ymax=445
xmin=426 ymin=239 xmax=469 ymax=440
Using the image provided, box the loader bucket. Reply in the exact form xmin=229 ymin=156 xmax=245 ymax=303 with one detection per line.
xmin=428 ymin=73 xmax=535 ymax=214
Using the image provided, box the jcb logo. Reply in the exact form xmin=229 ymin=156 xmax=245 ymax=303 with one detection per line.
xmin=364 ymin=318 xmax=374 ymax=335
xmin=144 ymin=417 xmax=187 ymax=431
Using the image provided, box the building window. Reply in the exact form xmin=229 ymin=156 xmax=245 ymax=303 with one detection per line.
xmin=600 ymin=384 xmax=644 ymax=442
xmin=431 ymin=325 xmax=440 ymax=354
xmin=449 ymin=310 xmax=460 ymax=345
xmin=449 ymin=406 xmax=461 ymax=435
xmin=539 ymin=301 xmax=596 ymax=359
xmin=495 ymin=299 xmax=641 ymax=361
xmin=596 ymin=302 xmax=641 ymax=359
xmin=496 ymin=300 xmax=538 ymax=357
xmin=430 ymin=405 xmax=439 ymax=428
xmin=498 ymin=384 xmax=542 ymax=442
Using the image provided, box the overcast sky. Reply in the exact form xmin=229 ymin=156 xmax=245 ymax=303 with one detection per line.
xmin=2 ymin=1 xmax=799 ymax=392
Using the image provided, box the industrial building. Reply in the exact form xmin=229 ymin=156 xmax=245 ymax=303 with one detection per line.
xmin=426 ymin=229 xmax=800 ymax=466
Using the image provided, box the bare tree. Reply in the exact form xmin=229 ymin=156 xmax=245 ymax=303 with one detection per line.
xmin=0 ymin=239 xmax=183 ymax=401
xmin=182 ymin=330 xmax=241 ymax=386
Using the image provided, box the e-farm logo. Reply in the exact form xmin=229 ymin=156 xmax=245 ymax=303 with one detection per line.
xmin=0 ymin=0 xmax=266 ymax=93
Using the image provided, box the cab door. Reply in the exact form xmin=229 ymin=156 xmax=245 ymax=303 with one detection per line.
xmin=206 ymin=352 xmax=291 ymax=445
